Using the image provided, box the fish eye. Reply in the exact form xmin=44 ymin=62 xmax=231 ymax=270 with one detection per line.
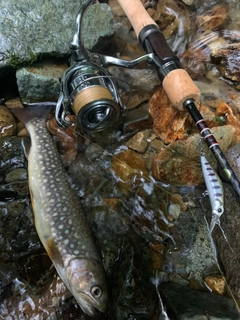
xmin=91 ymin=286 xmax=102 ymax=298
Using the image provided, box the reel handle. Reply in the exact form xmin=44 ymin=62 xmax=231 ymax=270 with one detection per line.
xmin=117 ymin=0 xmax=201 ymax=111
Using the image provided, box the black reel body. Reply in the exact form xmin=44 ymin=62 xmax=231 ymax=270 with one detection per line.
xmin=55 ymin=0 xmax=154 ymax=132
xmin=59 ymin=62 xmax=121 ymax=132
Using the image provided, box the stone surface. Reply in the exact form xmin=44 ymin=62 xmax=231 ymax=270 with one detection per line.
xmin=0 ymin=0 xmax=114 ymax=72
xmin=212 ymin=43 xmax=240 ymax=82
xmin=152 ymin=125 xmax=236 ymax=185
xmin=126 ymin=129 xmax=150 ymax=153
xmin=16 ymin=61 xmax=67 ymax=103
xmin=0 ymin=105 xmax=17 ymax=137
xmin=160 ymin=281 xmax=239 ymax=319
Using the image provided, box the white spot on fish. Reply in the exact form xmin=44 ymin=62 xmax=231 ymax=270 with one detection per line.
xmin=63 ymin=239 xmax=69 ymax=245
xmin=74 ymin=232 xmax=80 ymax=239
xmin=74 ymin=250 xmax=80 ymax=255
xmin=58 ymin=225 xmax=63 ymax=229
xmin=70 ymin=244 xmax=75 ymax=249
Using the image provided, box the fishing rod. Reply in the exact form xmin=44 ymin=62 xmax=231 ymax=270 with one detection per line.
xmin=116 ymin=0 xmax=240 ymax=200
xmin=55 ymin=0 xmax=240 ymax=199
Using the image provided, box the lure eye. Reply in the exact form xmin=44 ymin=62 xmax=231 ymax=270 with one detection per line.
xmin=91 ymin=286 xmax=102 ymax=298
xmin=218 ymin=208 xmax=223 ymax=213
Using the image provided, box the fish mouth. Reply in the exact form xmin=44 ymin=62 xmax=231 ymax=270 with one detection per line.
xmin=76 ymin=292 xmax=102 ymax=317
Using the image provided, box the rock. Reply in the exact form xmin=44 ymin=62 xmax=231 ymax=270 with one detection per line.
xmin=152 ymin=0 xmax=191 ymax=41
xmin=209 ymin=183 xmax=240 ymax=308
xmin=5 ymin=168 xmax=28 ymax=183
xmin=152 ymin=125 xmax=236 ymax=185
xmin=0 ymin=136 xmax=28 ymax=198
xmin=16 ymin=61 xmax=67 ymax=103
xmin=196 ymin=5 xmax=230 ymax=32
xmin=149 ymin=138 xmax=165 ymax=151
xmin=0 ymin=1 xmax=115 ymax=72
xmin=216 ymin=102 xmax=240 ymax=142
xmin=126 ymin=129 xmax=150 ymax=153
xmin=0 ymin=105 xmax=17 ymax=137
xmin=123 ymin=102 xmax=153 ymax=133
xmin=47 ymin=116 xmax=85 ymax=164
xmin=225 ymin=143 xmax=240 ymax=180
xmin=5 ymin=97 xmax=23 ymax=109
xmin=168 ymin=203 xmax=181 ymax=220
xmin=204 ymin=276 xmax=225 ymax=295
xmin=211 ymin=43 xmax=240 ymax=82
xmin=108 ymin=235 xmax=158 ymax=320
xmin=111 ymin=148 xmax=149 ymax=194
xmin=160 ymin=281 xmax=239 ymax=319
xmin=148 ymin=87 xmax=195 ymax=144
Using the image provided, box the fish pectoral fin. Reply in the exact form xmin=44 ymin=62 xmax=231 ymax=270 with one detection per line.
xmin=46 ymin=237 xmax=64 ymax=268
xmin=21 ymin=137 xmax=31 ymax=160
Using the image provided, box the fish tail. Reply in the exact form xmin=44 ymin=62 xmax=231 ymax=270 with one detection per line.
xmin=12 ymin=103 xmax=53 ymax=125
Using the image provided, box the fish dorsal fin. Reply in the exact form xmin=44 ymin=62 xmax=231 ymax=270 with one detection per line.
xmin=47 ymin=237 xmax=64 ymax=269
xmin=21 ymin=137 xmax=31 ymax=160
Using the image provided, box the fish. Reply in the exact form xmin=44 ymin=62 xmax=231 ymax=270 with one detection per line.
xmin=200 ymin=152 xmax=224 ymax=233
xmin=12 ymin=104 xmax=108 ymax=317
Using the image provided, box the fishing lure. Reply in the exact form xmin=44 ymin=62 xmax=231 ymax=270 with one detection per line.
xmin=201 ymin=150 xmax=224 ymax=233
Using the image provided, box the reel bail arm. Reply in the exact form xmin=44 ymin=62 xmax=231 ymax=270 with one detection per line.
xmin=56 ymin=0 xmax=157 ymax=132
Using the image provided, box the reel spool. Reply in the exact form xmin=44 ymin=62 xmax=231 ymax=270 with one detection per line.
xmin=66 ymin=63 xmax=121 ymax=132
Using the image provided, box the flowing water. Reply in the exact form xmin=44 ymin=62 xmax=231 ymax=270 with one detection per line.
xmin=1 ymin=0 xmax=240 ymax=319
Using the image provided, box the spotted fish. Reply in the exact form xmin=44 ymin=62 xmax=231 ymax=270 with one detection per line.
xmin=12 ymin=105 xmax=108 ymax=316
xmin=201 ymin=153 xmax=224 ymax=233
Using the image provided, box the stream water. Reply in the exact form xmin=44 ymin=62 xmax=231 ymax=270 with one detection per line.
xmin=1 ymin=0 xmax=240 ymax=319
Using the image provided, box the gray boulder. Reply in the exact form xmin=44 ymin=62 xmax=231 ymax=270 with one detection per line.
xmin=0 ymin=0 xmax=115 ymax=71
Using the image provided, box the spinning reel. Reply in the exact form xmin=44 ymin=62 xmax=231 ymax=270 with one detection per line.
xmin=56 ymin=0 xmax=155 ymax=132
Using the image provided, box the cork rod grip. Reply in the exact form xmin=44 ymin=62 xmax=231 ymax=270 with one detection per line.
xmin=117 ymin=0 xmax=201 ymax=110
xmin=117 ymin=0 xmax=157 ymax=37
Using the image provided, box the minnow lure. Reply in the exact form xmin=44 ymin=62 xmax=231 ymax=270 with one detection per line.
xmin=201 ymin=151 xmax=224 ymax=233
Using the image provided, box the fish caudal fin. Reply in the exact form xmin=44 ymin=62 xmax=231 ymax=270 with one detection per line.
xmin=12 ymin=104 xmax=53 ymax=125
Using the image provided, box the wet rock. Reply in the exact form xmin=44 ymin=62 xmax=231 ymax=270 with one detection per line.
xmin=47 ymin=116 xmax=85 ymax=164
xmin=204 ymin=276 xmax=225 ymax=295
xmin=225 ymin=143 xmax=240 ymax=180
xmin=159 ymin=281 xmax=239 ymax=319
xmin=0 ymin=136 xmax=28 ymax=198
xmin=152 ymin=125 xmax=236 ymax=185
xmin=5 ymin=168 xmax=28 ymax=183
xmin=16 ymin=61 xmax=67 ymax=103
xmin=210 ymin=183 xmax=240 ymax=308
xmin=123 ymin=102 xmax=153 ymax=133
xmin=0 ymin=105 xmax=17 ymax=137
xmin=0 ymin=200 xmax=41 ymax=262
xmin=111 ymin=148 xmax=149 ymax=194
xmin=108 ymin=236 xmax=158 ymax=320
xmin=126 ymin=129 xmax=150 ymax=153
xmin=215 ymin=102 xmax=240 ymax=143
xmin=196 ymin=5 xmax=230 ymax=32
xmin=124 ymin=88 xmax=152 ymax=110
xmin=149 ymin=87 xmax=194 ymax=144
xmin=0 ymin=1 xmax=114 ymax=72
xmin=5 ymin=97 xmax=23 ymax=110
xmin=152 ymin=0 xmax=191 ymax=41
xmin=211 ymin=43 xmax=240 ymax=81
